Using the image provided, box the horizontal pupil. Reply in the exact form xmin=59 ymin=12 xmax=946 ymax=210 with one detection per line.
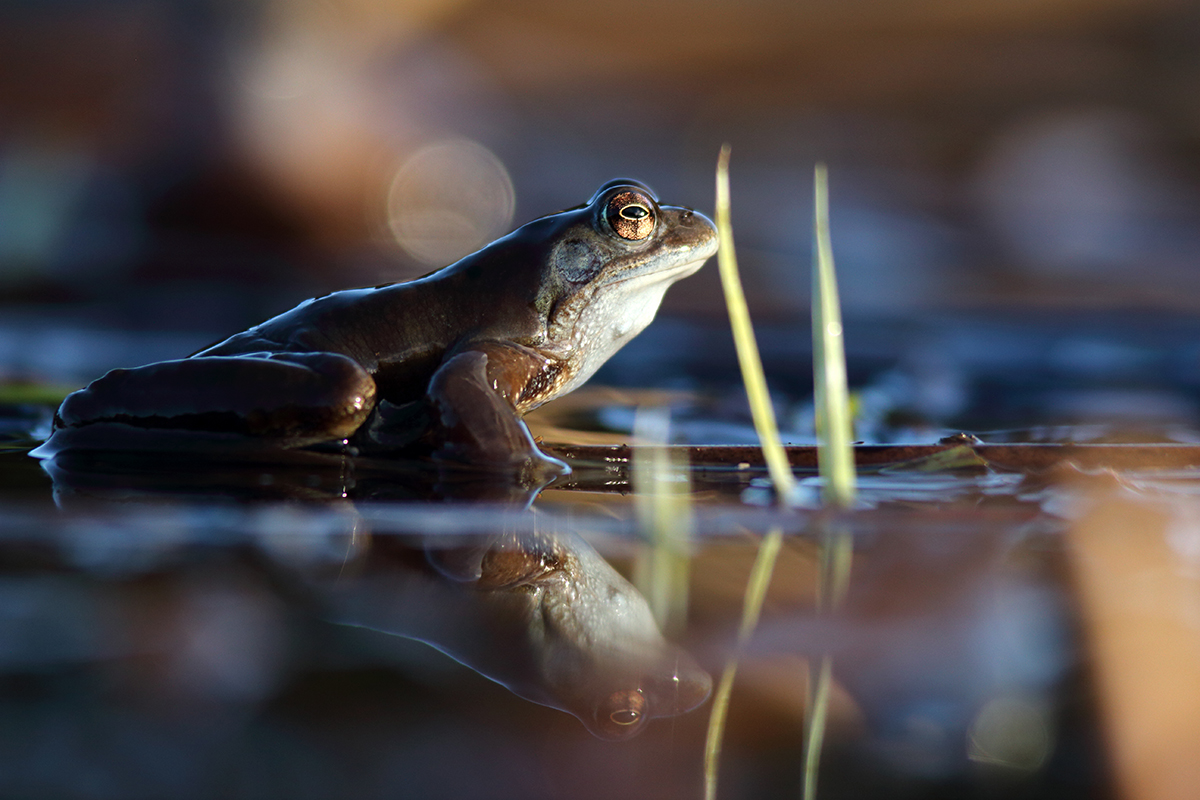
xmin=621 ymin=205 xmax=649 ymax=220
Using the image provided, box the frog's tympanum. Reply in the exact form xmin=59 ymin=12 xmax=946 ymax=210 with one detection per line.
xmin=34 ymin=181 xmax=717 ymax=480
xmin=325 ymin=528 xmax=712 ymax=740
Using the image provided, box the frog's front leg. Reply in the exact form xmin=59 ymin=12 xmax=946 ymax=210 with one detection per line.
xmin=425 ymin=343 xmax=570 ymax=482
xmin=38 ymin=352 xmax=376 ymax=455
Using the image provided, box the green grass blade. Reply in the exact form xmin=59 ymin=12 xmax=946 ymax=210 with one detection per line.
xmin=804 ymin=164 xmax=856 ymax=800
xmin=714 ymin=145 xmax=795 ymax=500
xmin=704 ymin=145 xmax=791 ymax=800
xmin=811 ymin=163 xmax=855 ymax=510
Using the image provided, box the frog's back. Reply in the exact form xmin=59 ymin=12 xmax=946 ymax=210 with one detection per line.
xmin=198 ymin=276 xmax=461 ymax=373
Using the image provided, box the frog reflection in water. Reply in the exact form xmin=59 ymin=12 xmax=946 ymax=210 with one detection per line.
xmin=314 ymin=527 xmax=712 ymax=739
xmin=34 ymin=181 xmax=717 ymax=482
xmin=39 ymin=449 xmax=713 ymax=738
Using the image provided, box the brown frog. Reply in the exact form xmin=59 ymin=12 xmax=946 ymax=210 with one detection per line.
xmin=34 ymin=180 xmax=717 ymax=480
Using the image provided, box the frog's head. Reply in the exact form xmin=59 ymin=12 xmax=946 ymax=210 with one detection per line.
xmin=477 ymin=529 xmax=713 ymax=740
xmin=501 ymin=180 xmax=717 ymax=398
xmin=426 ymin=529 xmax=712 ymax=739
xmin=532 ymin=582 xmax=714 ymax=741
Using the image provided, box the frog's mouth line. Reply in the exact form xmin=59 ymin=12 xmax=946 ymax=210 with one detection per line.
xmin=606 ymin=254 xmax=711 ymax=289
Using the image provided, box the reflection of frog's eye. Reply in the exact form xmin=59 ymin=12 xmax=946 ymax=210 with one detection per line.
xmin=609 ymin=708 xmax=641 ymax=726
xmin=593 ymin=688 xmax=648 ymax=739
xmin=606 ymin=191 xmax=656 ymax=241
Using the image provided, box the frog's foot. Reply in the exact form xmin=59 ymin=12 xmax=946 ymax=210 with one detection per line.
xmin=427 ymin=349 xmax=572 ymax=486
xmin=36 ymin=352 xmax=376 ymax=455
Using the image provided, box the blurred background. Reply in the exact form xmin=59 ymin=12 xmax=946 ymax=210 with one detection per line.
xmin=6 ymin=5 xmax=1200 ymax=797
xmin=3 ymin=0 xmax=1200 ymax=353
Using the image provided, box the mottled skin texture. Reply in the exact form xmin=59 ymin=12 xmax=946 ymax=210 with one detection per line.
xmin=34 ymin=181 xmax=717 ymax=477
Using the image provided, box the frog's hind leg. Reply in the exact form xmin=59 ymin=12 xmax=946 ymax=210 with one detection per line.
xmin=39 ymin=352 xmax=376 ymax=454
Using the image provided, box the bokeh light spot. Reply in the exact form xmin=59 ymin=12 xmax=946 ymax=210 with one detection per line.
xmin=386 ymin=138 xmax=514 ymax=267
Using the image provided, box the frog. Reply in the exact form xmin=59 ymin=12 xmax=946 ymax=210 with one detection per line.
xmin=32 ymin=180 xmax=718 ymax=480
xmin=327 ymin=527 xmax=713 ymax=740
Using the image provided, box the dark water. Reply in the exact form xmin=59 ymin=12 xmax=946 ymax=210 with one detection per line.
xmin=3 ymin=312 xmax=1199 ymax=799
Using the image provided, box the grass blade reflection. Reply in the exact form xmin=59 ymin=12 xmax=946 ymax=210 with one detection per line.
xmin=803 ymin=164 xmax=856 ymax=800
xmin=632 ymin=406 xmax=693 ymax=638
xmin=704 ymin=145 xmax=791 ymax=800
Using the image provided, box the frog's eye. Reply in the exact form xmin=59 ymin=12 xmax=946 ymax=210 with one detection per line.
xmin=606 ymin=191 xmax=656 ymax=241
xmin=610 ymin=708 xmax=640 ymax=725
xmin=593 ymin=688 xmax=648 ymax=739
